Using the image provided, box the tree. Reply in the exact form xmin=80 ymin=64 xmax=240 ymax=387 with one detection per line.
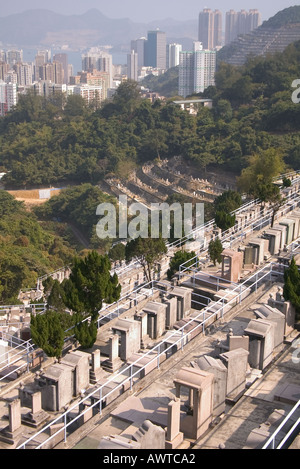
xmin=74 ymin=318 xmax=98 ymax=350
xmin=215 ymin=211 xmax=236 ymax=232
xmin=125 ymin=236 xmax=167 ymax=283
xmin=214 ymin=190 xmax=242 ymax=214
xmin=30 ymin=310 xmax=65 ymax=359
xmin=237 ymin=148 xmax=286 ymax=196
xmin=208 ymin=239 xmax=224 ymax=266
xmin=108 ymin=243 xmax=126 ymax=262
xmin=167 ymin=250 xmax=197 ymax=280
xmin=47 ymin=280 xmax=66 ymax=311
xmin=283 ymin=257 xmax=300 ymax=320
xmin=63 ymin=251 xmax=121 ymax=321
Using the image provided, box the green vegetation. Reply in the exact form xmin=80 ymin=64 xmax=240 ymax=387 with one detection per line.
xmin=0 ymin=191 xmax=75 ymax=304
xmin=167 ymin=250 xmax=197 ymax=280
xmin=125 ymin=236 xmax=167 ymax=283
xmin=141 ymin=67 xmax=180 ymax=98
xmin=283 ymin=257 xmax=300 ymax=321
xmin=208 ymin=239 xmax=224 ymax=266
xmin=34 ymin=183 xmax=116 ymax=252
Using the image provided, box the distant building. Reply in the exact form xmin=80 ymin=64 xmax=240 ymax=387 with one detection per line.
xmin=82 ymin=48 xmax=113 ymax=89
xmin=0 ymin=80 xmax=17 ymax=116
xmin=167 ymin=43 xmax=182 ymax=69
xmin=6 ymin=50 xmax=23 ymax=67
xmin=127 ymin=50 xmax=138 ymax=82
xmin=198 ymin=9 xmax=223 ymax=50
xmin=225 ymin=9 xmax=262 ymax=45
xmin=131 ymin=38 xmax=146 ymax=67
xmin=179 ymin=42 xmax=216 ymax=98
xmin=144 ymin=30 xmax=167 ymax=69
xmin=53 ymin=53 xmax=69 ymax=84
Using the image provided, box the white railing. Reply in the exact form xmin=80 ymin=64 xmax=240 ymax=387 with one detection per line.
xmin=17 ymin=261 xmax=286 ymax=450
xmin=262 ymin=400 xmax=300 ymax=449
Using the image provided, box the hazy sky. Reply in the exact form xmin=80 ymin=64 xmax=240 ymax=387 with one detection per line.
xmin=0 ymin=0 xmax=298 ymax=23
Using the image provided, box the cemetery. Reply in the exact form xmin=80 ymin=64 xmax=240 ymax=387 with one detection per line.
xmin=0 ymin=186 xmax=299 ymax=449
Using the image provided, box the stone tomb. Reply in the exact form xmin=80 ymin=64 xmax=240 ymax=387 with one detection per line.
xmin=192 ymin=355 xmax=227 ymax=417
xmin=279 ymin=218 xmax=296 ymax=245
xmin=169 ymin=286 xmax=192 ymax=320
xmin=221 ymin=249 xmax=243 ymax=283
xmin=263 ymin=229 xmax=282 ymax=255
xmin=142 ymin=301 xmax=168 ymax=340
xmin=248 ymin=238 xmax=269 ymax=265
xmin=61 ymin=350 xmax=90 ymax=396
xmin=254 ymin=305 xmax=285 ymax=348
xmin=112 ymin=318 xmax=141 ymax=361
xmin=173 ymin=367 xmax=214 ymax=440
xmin=271 ymin=224 xmax=287 ymax=250
xmin=244 ymin=319 xmax=275 ymax=371
xmin=0 ymin=399 xmax=23 ymax=445
xmin=219 ymin=348 xmax=249 ymax=402
xmin=36 ymin=363 xmax=73 ymax=412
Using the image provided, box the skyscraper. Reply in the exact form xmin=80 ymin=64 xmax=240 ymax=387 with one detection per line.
xmin=127 ymin=50 xmax=138 ymax=81
xmin=131 ymin=38 xmax=146 ymax=67
xmin=198 ymin=9 xmax=223 ymax=50
xmin=167 ymin=43 xmax=182 ymax=69
xmin=145 ymin=30 xmax=167 ymax=69
xmin=179 ymin=42 xmax=216 ymax=98
xmin=53 ymin=53 xmax=69 ymax=84
xmin=225 ymin=9 xmax=262 ymax=45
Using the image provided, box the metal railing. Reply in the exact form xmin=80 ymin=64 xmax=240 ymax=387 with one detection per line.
xmin=17 ymin=261 xmax=287 ymax=450
xmin=262 ymin=400 xmax=300 ymax=449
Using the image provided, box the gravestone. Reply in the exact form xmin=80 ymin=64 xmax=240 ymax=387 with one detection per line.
xmin=112 ymin=318 xmax=141 ymax=361
xmin=37 ymin=363 xmax=73 ymax=412
xmin=90 ymin=350 xmax=105 ymax=384
xmin=248 ymin=238 xmax=269 ymax=265
xmin=165 ymin=297 xmax=178 ymax=330
xmin=219 ymin=348 xmax=249 ymax=402
xmin=132 ymin=420 xmax=165 ymax=449
xmin=173 ymin=367 xmax=214 ymax=440
xmin=134 ymin=311 xmax=151 ymax=349
xmin=271 ymin=225 xmax=287 ymax=250
xmin=244 ymin=319 xmax=275 ymax=370
xmin=102 ymin=334 xmax=123 ymax=373
xmin=279 ymin=218 xmax=296 ymax=245
xmin=143 ymin=301 xmax=168 ymax=339
xmin=21 ymin=391 xmax=49 ymax=429
xmin=165 ymin=398 xmax=184 ymax=449
xmin=263 ymin=229 xmax=282 ymax=255
xmin=221 ymin=250 xmax=243 ymax=283
xmin=254 ymin=305 xmax=285 ymax=348
xmin=0 ymin=399 xmax=23 ymax=445
xmin=61 ymin=350 xmax=90 ymax=396
xmin=193 ymin=355 xmax=227 ymax=417
xmin=169 ymin=287 xmax=192 ymax=320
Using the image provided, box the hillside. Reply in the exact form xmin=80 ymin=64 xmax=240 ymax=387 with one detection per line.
xmin=218 ymin=6 xmax=300 ymax=66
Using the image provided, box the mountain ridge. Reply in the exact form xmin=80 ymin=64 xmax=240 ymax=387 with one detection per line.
xmin=0 ymin=9 xmax=198 ymax=49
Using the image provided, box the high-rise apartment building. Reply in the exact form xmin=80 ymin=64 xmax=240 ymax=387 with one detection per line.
xmin=167 ymin=43 xmax=182 ymax=69
xmin=7 ymin=50 xmax=23 ymax=67
xmin=127 ymin=50 xmax=138 ymax=82
xmin=225 ymin=9 xmax=262 ymax=45
xmin=53 ymin=53 xmax=69 ymax=84
xmin=198 ymin=9 xmax=223 ymax=50
xmin=0 ymin=81 xmax=17 ymax=116
xmin=179 ymin=42 xmax=216 ymax=98
xmin=131 ymin=38 xmax=146 ymax=67
xmin=145 ymin=30 xmax=167 ymax=69
xmin=82 ymin=49 xmax=113 ymax=88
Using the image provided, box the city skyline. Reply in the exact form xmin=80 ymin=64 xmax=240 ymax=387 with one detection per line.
xmin=0 ymin=0 xmax=297 ymax=24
